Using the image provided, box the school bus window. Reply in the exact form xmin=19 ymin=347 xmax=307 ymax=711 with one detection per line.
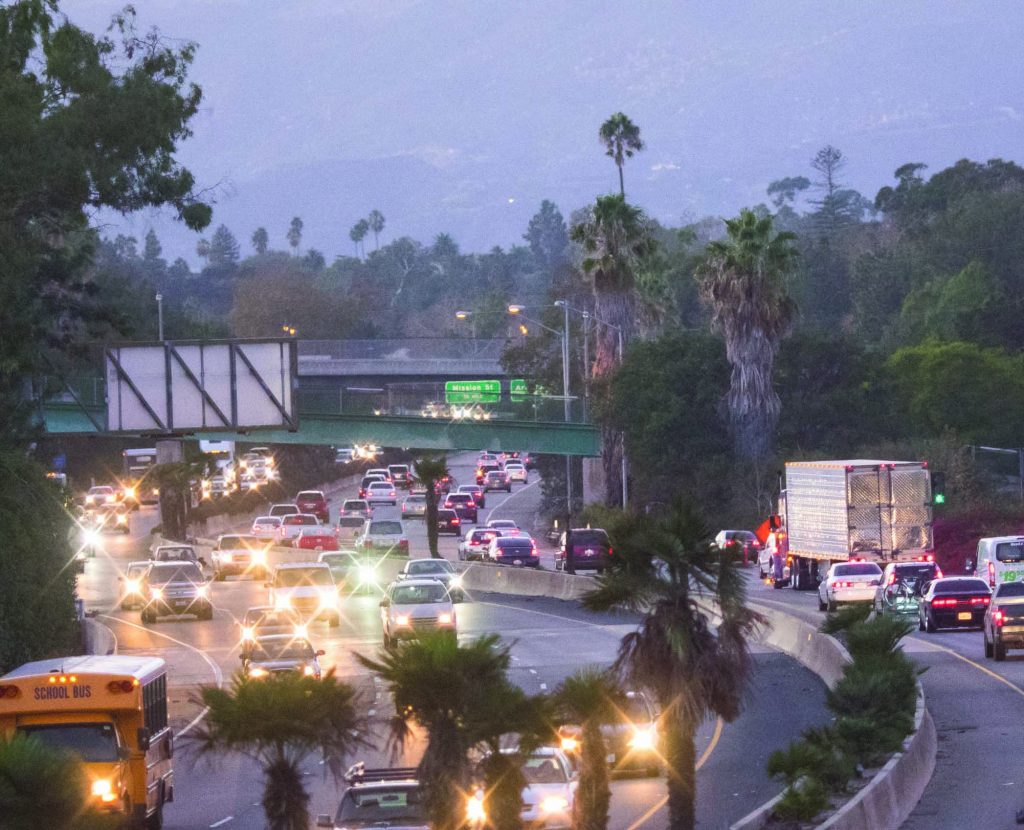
xmin=143 ymin=674 xmax=168 ymax=733
xmin=19 ymin=722 xmax=119 ymax=762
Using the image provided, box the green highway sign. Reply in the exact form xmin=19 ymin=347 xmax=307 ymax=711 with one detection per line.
xmin=445 ymin=379 xmax=500 ymax=404
xmin=510 ymin=378 xmax=527 ymax=401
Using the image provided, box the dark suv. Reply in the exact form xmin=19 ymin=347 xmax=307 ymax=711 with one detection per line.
xmin=443 ymin=493 xmax=478 ymax=523
xmin=295 ymin=490 xmax=330 ymax=523
xmin=556 ymin=528 xmax=613 ymax=574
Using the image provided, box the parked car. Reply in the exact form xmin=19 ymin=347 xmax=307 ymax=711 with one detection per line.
xmin=118 ymin=561 xmax=151 ymax=610
xmin=483 ymin=469 xmax=511 ymax=493
xmin=984 ymin=581 xmax=1024 ymax=661
xmin=251 ymin=515 xmax=283 ymax=540
xmin=919 ymin=576 xmax=991 ymax=632
xmin=457 ymin=483 xmax=486 ymax=509
xmin=380 ymin=579 xmax=457 ymax=648
xmin=297 ymin=526 xmax=341 ymax=552
xmin=488 ymin=535 xmax=539 ymax=567
xmin=141 ymin=561 xmax=212 ymax=623
xmin=458 ymin=528 xmax=502 ymax=561
xmin=269 ymin=503 xmax=300 ymax=518
xmin=443 ymin=493 xmax=478 ymax=523
xmin=366 ymin=481 xmax=398 ymax=506
xmin=295 ymin=490 xmax=330 ymax=523
xmin=817 ymin=561 xmax=884 ymax=612
xmin=401 ymin=493 xmax=429 ymax=519
xmin=397 ymin=558 xmax=463 ymax=598
xmin=240 ymin=606 xmax=306 ymax=657
xmin=714 ymin=529 xmax=761 ymax=565
xmin=212 ymin=534 xmax=269 ymax=580
xmin=316 ymin=767 xmax=428 ymax=830
xmin=242 ymin=634 xmax=324 ymax=680
xmin=267 ymin=563 xmax=340 ymax=626
xmin=556 ymin=528 xmax=612 ymax=574
xmin=340 ymin=499 xmax=372 ymax=518
xmin=278 ymin=513 xmax=320 ymax=546
xmin=436 ymin=508 xmax=462 ymax=535
xmin=358 ymin=519 xmax=409 ymax=556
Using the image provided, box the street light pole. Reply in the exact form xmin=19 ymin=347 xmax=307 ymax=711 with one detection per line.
xmin=155 ymin=293 xmax=164 ymax=341
xmin=582 ymin=312 xmax=591 ymax=422
xmin=554 ymin=300 xmax=573 ymax=520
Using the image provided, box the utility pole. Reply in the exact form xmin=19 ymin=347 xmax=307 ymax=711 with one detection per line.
xmin=155 ymin=293 xmax=164 ymax=340
xmin=555 ymin=300 xmax=573 ymax=519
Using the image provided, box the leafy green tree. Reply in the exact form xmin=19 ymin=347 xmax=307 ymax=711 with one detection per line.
xmin=251 ymin=226 xmax=269 ymax=255
xmin=899 ymin=261 xmax=1007 ymax=346
xmin=571 ymin=194 xmax=655 ymax=505
xmin=196 ymin=237 xmax=211 ymax=263
xmin=583 ymin=502 xmax=761 ymax=830
xmin=598 ymin=113 xmax=644 ymax=197
xmin=0 ymin=734 xmax=120 ymax=830
xmin=142 ymin=229 xmax=166 ymax=281
xmin=552 ymin=669 xmax=622 ymax=830
xmin=367 ymin=209 xmax=386 ymax=250
xmin=208 ymin=224 xmax=240 ymax=267
xmin=357 ymin=633 xmax=515 ymax=830
xmin=767 ymin=176 xmax=811 ymax=210
xmin=696 ymin=209 xmax=798 ymax=461
xmin=287 ymin=217 xmax=303 ymax=255
xmin=413 ymin=455 xmax=449 ymax=557
xmin=524 ymin=200 xmax=570 ymax=276
xmin=191 ymin=671 xmax=364 ymax=830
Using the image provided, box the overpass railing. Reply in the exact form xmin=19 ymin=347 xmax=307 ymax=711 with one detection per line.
xmin=298 ymin=338 xmax=509 ymax=360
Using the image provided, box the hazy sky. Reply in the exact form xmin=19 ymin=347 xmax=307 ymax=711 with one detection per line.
xmin=64 ymin=0 xmax=1024 ymax=262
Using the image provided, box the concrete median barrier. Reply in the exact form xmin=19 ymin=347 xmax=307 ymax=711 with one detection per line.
xmin=457 ymin=561 xmax=592 ymax=601
xmin=83 ymin=618 xmax=116 ymax=655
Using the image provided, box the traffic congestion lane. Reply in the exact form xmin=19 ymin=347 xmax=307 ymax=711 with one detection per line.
xmin=741 ymin=570 xmax=1024 ymax=830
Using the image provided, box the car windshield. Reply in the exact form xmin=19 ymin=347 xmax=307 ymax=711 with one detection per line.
xmin=833 ymin=564 xmax=882 ymax=576
xmin=299 ymin=527 xmax=330 ymax=537
xmin=369 ymin=483 xmax=392 ymax=491
xmin=458 ymin=486 xmax=478 ymax=493
xmin=220 ymin=536 xmax=260 ymax=548
xmin=270 ymin=505 xmax=299 ymax=516
xmin=995 ymin=541 xmax=1024 ymax=563
xmin=343 ymin=501 xmax=366 ymax=510
xmin=369 ymin=522 xmax=402 ymax=535
xmin=250 ymin=640 xmax=314 ymax=661
xmin=571 ymin=530 xmax=608 ymax=545
xmin=389 ymin=466 xmax=409 ymax=475
xmin=338 ymin=517 xmax=365 ymax=528
xmin=472 ymin=531 xmax=499 ymax=543
xmin=391 ymin=583 xmax=448 ymax=604
xmin=254 ymin=517 xmax=281 ymax=526
xmin=19 ymin=723 xmax=119 ymax=762
xmin=934 ymin=579 xmax=989 ymax=594
xmin=322 ymin=554 xmax=358 ymax=569
xmin=408 ymin=560 xmax=454 ymax=575
xmin=995 ymin=582 xmax=1024 ymax=599
xmin=284 ymin=515 xmax=317 ymax=526
xmin=274 ymin=568 xmax=333 ymax=587
xmin=126 ymin=563 xmax=149 ymax=579
xmin=297 ymin=491 xmax=323 ymax=501
xmin=337 ymin=787 xmax=425 ymax=825
xmin=448 ymin=495 xmax=472 ymax=504
xmin=156 ymin=547 xmax=194 ymax=561
xmin=522 ymin=755 xmax=567 ymax=784
xmin=149 ymin=564 xmax=203 ymax=584
xmin=89 ymin=487 xmax=113 ymax=495
xmin=894 ymin=564 xmax=937 ymax=580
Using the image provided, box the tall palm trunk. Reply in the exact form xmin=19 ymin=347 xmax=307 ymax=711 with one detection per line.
xmin=425 ymin=495 xmax=440 ymax=558
xmin=577 ymin=719 xmax=611 ymax=830
xmin=420 ymin=720 xmax=466 ymax=830
xmin=617 ymin=163 xmax=625 ymax=198
xmin=723 ymin=326 xmax=780 ymax=462
xmin=663 ymin=707 xmax=697 ymax=830
xmin=592 ymin=287 xmax=633 ymax=507
xmin=482 ymin=751 xmax=525 ymax=830
xmin=262 ymin=755 xmax=310 ymax=830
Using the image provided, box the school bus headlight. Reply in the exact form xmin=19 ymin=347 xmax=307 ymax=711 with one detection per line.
xmin=249 ymin=667 xmax=269 ymax=679
xmin=91 ymin=778 xmax=117 ymax=803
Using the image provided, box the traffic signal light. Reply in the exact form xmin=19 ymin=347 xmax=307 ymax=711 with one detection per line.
xmin=932 ymin=472 xmax=946 ymax=505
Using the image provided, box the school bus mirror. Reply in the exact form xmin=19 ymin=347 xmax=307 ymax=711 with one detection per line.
xmin=137 ymin=727 xmax=151 ymax=752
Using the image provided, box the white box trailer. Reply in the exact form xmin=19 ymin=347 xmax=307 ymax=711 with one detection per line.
xmin=782 ymin=460 xmax=934 ymax=590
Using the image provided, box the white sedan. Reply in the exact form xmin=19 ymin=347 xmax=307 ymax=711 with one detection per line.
xmin=517 ymin=748 xmax=577 ymax=829
xmin=818 ymin=561 xmax=884 ymax=612
xmin=365 ymin=481 xmax=398 ymax=506
xmin=504 ymin=462 xmax=528 ymax=483
xmin=380 ymin=578 xmax=456 ymax=648
xmin=251 ymin=515 xmax=283 ymax=540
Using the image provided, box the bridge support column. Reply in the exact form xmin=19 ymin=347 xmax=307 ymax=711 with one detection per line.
xmin=582 ymin=458 xmax=605 ymax=508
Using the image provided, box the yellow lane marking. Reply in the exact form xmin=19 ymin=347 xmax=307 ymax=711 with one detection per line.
xmin=624 ymin=716 xmax=724 ymax=830
xmin=909 ymin=637 xmax=1024 ymax=701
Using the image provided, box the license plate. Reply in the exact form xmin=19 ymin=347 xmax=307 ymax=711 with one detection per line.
xmin=513 ymin=559 xmax=522 ymax=566
xmin=585 ymin=549 xmax=595 ymax=556
xmin=173 ymin=601 xmax=188 ymax=608
xmin=957 ymin=612 xmax=972 ymax=621
xmin=606 ymin=753 xmax=616 ymax=763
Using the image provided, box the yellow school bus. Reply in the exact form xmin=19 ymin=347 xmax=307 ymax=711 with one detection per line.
xmin=0 ymin=654 xmax=173 ymax=828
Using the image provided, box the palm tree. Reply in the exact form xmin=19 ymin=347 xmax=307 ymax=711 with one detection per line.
xmin=582 ymin=501 xmax=762 ymax=830
xmin=696 ymin=209 xmax=798 ymax=461
xmin=190 ymin=670 xmax=364 ymax=830
xmin=413 ymin=455 xmax=449 ymax=557
xmin=367 ymin=209 xmax=385 ymax=250
xmin=598 ymin=113 xmax=644 ymax=197
xmin=0 ymin=734 xmax=118 ymax=830
xmin=286 ymin=216 xmax=303 ymax=255
xmin=552 ymin=668 xmax=623 ymax=830
xmin=356 ymin=632 xmax=516 ymax=830
xmin=570 ymin=194 xmax=655 ymax=505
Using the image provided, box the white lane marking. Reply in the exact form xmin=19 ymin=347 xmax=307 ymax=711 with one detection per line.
xmin=475 ymin=598 xmax=630 ymax=635
xmin=101 ymin=614 xmax=224 ymax=738
xmin=484 ymin=478 xmax=540 ymax=521
xmin=209 ymin=817 xmax=233 ymax=828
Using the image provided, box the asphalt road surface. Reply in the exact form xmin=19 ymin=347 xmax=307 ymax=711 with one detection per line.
xmin=75 ymin=455 xmax=830 ymax=829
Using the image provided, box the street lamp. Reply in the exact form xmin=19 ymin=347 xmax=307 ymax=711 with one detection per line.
xmin=155 ymin=293 xmax=164 ymax=340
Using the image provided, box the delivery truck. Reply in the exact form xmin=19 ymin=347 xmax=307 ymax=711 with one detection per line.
xmin=780 ymin=460 xmax=934 ymax=590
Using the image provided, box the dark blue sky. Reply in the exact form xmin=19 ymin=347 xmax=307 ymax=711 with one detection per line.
xmin=67 ymin=0 xmax=1024 ymax=262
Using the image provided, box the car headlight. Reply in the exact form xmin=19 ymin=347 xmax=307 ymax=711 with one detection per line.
xmin=91 ymin=778 xmax=117 ymax=803
xmin=294 ymin=623 xmax=308 ymax=639
xmin=319 ymin=591 xmax=338 ymax=608
xmin=252 ymin=550 xmax=267 ymax=566
xmin=125 ymin=579 xmax=140 ymax=593
xmin=303 ymin=665 xmax=316 ymax=676
xmin=249 ymin=667 xmax=268 ymax=678
xmin=105 ymin=495 xmax=115 ymax=504
xmin=275 ymin=595 xmax=291 ymax=610
xmin=124 ymin=486 xmax=136 ymax=499
xmin=85 ymin=495 xmax=95 ymax=505
xmin=438 ymin=612 xmax=453 ymax=625
xmin=196 ymin=584 xmax=209 ymax=599
xmin=540 ymin=796 xmax=569 ymax=814
xmin=150 ymin=587 xmax=163 ymax=599
xmin=359 ymin=565 xmax=376 ymax=583
xmin=82 ymin=529 xmax=100 ymax=545
xmin=117 ymin=513 xmax=128 ymax=524
xmin=629 ymin=725 xmax=657 ymax=751
xmin=241 ymin=626 xmax=254 ymax=641
xmin=396 ymin=614 xmax=411 ymax=626
xmin=466 ymin=793 xmax=486 ymax=823
xmin=559 ymin=735 xmax=579 ymax=752
xmin=75 ymin=551 xmax=88 ymax=562
xmin=450 ymin=575 xmax=462 ymax=588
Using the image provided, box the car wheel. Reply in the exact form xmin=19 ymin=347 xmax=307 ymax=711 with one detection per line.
xmin=925 ymin=612 xmax=936 ymax=633
xmin=918 ymin=612 xmax=925 ymax=631
xmin=198 ymin=607 xmax=213 ymax=621
xmin=985 ymin=635 xmax=994 ymax=658
xmin=141 ymin=609 xmax=156 ymax=624
xmin=818 ymin=594 xmax=827 ymax=612
xmin=995 ymin=642 xmax=1007 ymax=661
xmin=566 ymin=559 xmax=576 ymax=575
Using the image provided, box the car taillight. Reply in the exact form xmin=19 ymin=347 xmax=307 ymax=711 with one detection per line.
xmin=994 ymin=609 xmax=1006 ymax=627
xmin=888 ymin=572 xmax=897 ymax=586
xmin=452 ymin=518 xmax=460 ymax=525
xmin=531 ymin=546 xmax=538 ymax=557
xmin=399 ymin=539 xmax=408 ymax=547
xmin=608 ymin=546 xmax=614 ymax=556
xmin=971 ymin=596 xmax=990 ymax=606
xmin=834 ymin=581 xmax=853 ymax=588
xmin=932 ymin=598 xmax=957 ymax=607
xmin=935 ymin=568 xmax=943 ymax=578
xmin=390 ymin=491 xmax=396 ymax=497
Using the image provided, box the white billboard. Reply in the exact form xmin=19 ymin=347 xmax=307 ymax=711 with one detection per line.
xmin=105 ymin=340 xmax=297 ymax=433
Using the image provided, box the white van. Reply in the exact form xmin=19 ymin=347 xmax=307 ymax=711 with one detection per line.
xmin=973 ymin=536 xmax=1024 ymax=589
